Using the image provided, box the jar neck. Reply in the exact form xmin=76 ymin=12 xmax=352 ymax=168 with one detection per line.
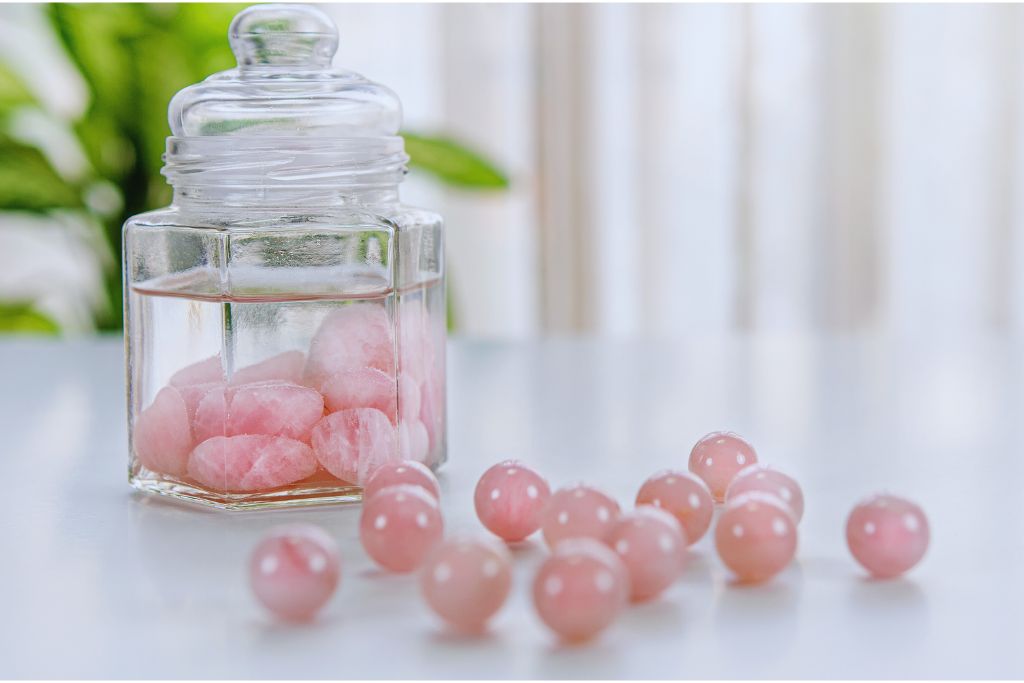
xmin=172 ymin=185 xmax=401 ymax=209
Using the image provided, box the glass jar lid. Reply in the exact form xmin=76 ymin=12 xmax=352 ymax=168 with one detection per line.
xmin=168 ymin=4 xmax=402 ymax=138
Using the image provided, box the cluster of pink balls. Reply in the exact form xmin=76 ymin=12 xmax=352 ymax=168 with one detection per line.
xmin=249 ymin=431 xmax=930 ymax=642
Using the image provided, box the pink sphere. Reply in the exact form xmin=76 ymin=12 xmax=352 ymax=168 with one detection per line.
xmin=689 ymin=431 xmax=758 ymax=501
xmin=605 ymin=506 xmax=687 ymax=602
xmin=419 ymin=536 xmax=512 ymax=632
xmin=532 ymin=538 xmax=630 ymax=642
xmin=715 ymin=492 xmax=797 ymax=583
xmin=635 ymin=469 xmax=714 ymax=545
xmin=726 ymin=464 xmax=804 ymax=522
xmin=360 ymin=484 xmax=444 ymax=573
xmin=474 ymin=460 xmax=551 ymax=542
xmin=541 ymin=484 xmax=621 ymax=549
xmin=364 ymin=460 xmax=440 ymax=501
xmin=846 ymin=494 xmax=929 ymax=578
xmin=249 ymin=524 xmax=341 ymax=621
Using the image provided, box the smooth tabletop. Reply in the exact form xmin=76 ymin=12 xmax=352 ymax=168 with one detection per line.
xmin=0 ymin=335 xmax=1021 ymax=679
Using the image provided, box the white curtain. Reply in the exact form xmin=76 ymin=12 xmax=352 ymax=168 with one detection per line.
xmin=334 ymin=3 xmax=1024 ymax=338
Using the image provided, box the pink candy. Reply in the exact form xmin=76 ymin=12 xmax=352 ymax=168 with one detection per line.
xmin=311 ymin=408 xmax=398 ymax=485
xmin=846 ymin=494 xmax=929 ymax=578
xmin=231 ymin=350 xmax=306 ymax=386
xmin=635 ymin=470 xmax=714 ymax=545
xmin=532 ymin=537 xmax=630 ymax=642
xmin=133 ymin=386 xmax=192 ymax=477
xmin=541 ymin=484 xmax=620 ymax=549
xmin=169 ymin=354 xmax=225 ymax=388
xmin=193 ymin=381 xmax=324 ymax=444
xmin=364 ymin=460 xmax=440 ymax=501
xmin=715 ymin=492 xmax=797 ymax=583
xmin=606 ymin=506 xmax=687 ymax=602
xmin=188 ymin=435 xmax=317 ymax=492
xmin=249 ymin=524 xmax=340 ymax=621
xmin=689 ymin=431 xmax=758 ymax=501
xmin=360 ymin=484 xmax=444 ymax=573
xmin=420 ymin=536 xmax=512 ymax=632
xmin=321 ymin=367 xmax=397 ymax=420
xmin=398 ymin=419 xmax=430 ymax=464
xmin=304 ymin=304 xmax=395 ymax=390
xmin=474 ymin=460 xmax=551 ymax=542
xmin=726 ymin=464 xmax=804 ymax=522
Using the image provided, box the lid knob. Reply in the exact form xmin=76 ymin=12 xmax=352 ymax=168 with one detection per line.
xmin=229 ymin=4 xmax=339 ymax=68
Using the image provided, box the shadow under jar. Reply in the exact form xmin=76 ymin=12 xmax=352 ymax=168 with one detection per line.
xmin=123 ymin=4 xmax=446 ymax=510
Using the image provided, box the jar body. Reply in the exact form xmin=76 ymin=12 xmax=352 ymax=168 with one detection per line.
xmin=123 ymin=198 xmax=446 ymax=509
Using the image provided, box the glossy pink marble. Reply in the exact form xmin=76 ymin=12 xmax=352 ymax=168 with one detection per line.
xmin=169 ymin=354 xmax=225 ymax=388
xmin=192 ymin=381 xmax=324 ymax=444
xmin=134 ymin=386 xmax=192 ymax=477
xmin=304 ymin=304 xmax=395 ymax=390
xmin=715 ymin=492 xmax=797 ymax=583
xmin=363 ymin=460 xmax=440 ymax=501
xmin=230 ymin=350 xmax=306 ymax=386
xmin=689 ymin=431 xmax=758 ymax=502
xmin=420 ymin=536 xmax=512 ymax=632
xmin=398 ymin=419 xmax=430 ymax=464
xmin=473 ymin=460 xmax=551 ymax=542
xmin=846 ymin=494 xmax=929 ymax=578
xmin=249 ymin=524 xmax=340 ymax=621
xmin=321 ymin=367 xmax=397 ymax=420
xmin=187 ymin=434 xmax=317 ymax=492
xmin=360 ymin=484 xmax=444 ymax=573
xmin=532 ymin=537 xmax=630 ymax=642
xmin=310 ymin=408 xmax=398 ymax=485
xmin=605 ymin=506 xmax=687 ymax=602
xmin=726 ymin=464 xmax=804 ymax=522
xmin=541 ymin=484 xmax=621 ymax=549
xmin=635 ymin=470 xmax=714 ymax=545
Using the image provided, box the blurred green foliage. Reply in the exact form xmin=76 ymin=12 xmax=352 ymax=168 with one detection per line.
xmin=0 ymin=3 xmax=507 ymax=334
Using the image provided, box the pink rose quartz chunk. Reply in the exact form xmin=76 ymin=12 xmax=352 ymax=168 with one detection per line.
xmin=419 ymin=536 xmax=512 ymax=632
xmin=419 ymin=376 xmax=444 ymax=461
xmin=304 ymin=304 xmax=395 ymax=390
xmin=689 ymin=431 xmax=759 ymax=502
xmin=249 ymin=524 xmax=341 ymax=622
xmin=398 ymin=300 xmax=434 ymax=383
xmin=134 ymin=386 xmax=193 ymax=477
xmin=846 ymin=494 xmax=929 ymax=578
xmin=605 ymin=506 xmax=688 ymax=602
xmin=192 ymin=381 xmax=324 ymax=444
xmin=230 ymin=350 xmax=306 ymax=386
xmin=532 ymin=537 xmax=630 ymax=642
xmin=715 ymin=492 xmax=797 ymax=583
xmin=636 ymin=469 xmax=714 ymax=546
xmin=364 ymin=460 xmax=440 ymax=501
xmin=187 ymin=435 xmax=317 ymax=492
xmin=398 ymin=420 xmax=430 ymax=464
xmin=474 ymin=460 xmax=552 ymax=542
xmin=321 ymin=367 xmax=397 ymax=420
xmin=541 ymin=484 xmax=621 ymax=549
xmin=726 ymin=464 xmax=804 ymax=522
xmin=360 ymin=484 xmax=443 ymax=573
xmin=310 ymin=408 xmax=398 ymax=485
xmin=169 ymin=355 xmax=225 ymax=388
xmin=399 ymin=375 xmax=421 ymax=421
xmin=176 ymin=382 xmax=223 ymax=422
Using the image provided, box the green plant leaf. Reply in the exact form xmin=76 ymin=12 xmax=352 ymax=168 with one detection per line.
xmin=0 ymin=63 xmax=35 ymax=112
xmin=0 ymin=135 xmax=80 ymax=211
xmin=0 ymin=302 xmax=60 ymax=335
xmin=402 ymin=132 xmax=509 ymax=190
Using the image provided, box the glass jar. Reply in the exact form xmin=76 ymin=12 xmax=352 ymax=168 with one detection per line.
xmin=123 ymin=4 xmax=446 ymax=509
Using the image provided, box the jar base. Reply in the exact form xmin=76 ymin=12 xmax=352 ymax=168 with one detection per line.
xmin=129 ymin=474 xmax=364 ymax=511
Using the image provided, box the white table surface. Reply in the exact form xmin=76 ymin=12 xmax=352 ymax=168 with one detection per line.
xmin=1 ymin=335 xmax=1021 ymax=679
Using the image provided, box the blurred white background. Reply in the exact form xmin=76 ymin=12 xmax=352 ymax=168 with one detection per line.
xmin=3 ymin=3 xmax=1024 ymax=339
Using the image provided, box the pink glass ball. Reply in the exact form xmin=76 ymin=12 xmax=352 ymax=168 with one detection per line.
xmin=846 ymin=494 xmax=929 ymax=578
xmin=715 ymin=492 xmax=797 ymax=583
xmin=726 ymin=464 xmax=804 ymax=522
xmin=474 ymin=460 xmax=551 ymax=542
xmin=605 ymin=506 xmax=687 ymax=602
xmin=249 ymin=524 xmax=341 ymax=621
xmin=360 ymin=484 xmax=443 ymax=573
xmin=532 ymin=537 xmax=630 ymax=642
xmin=689 ymin=431 xmax=758 ymax=502
xmin=541 ymin=484 xmax=621 ymax=549
xmin=420 ymin=536 xmax=512 ymax=632
xmin=635 ymin=469 xmax=714 ymax=545
xmin=364 ymin=460 xmax=440 ymax=501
